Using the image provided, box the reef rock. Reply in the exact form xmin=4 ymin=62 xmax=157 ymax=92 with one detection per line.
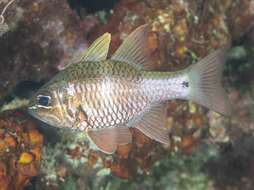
xmin=0 ymin=0 xmax=98 ymax=99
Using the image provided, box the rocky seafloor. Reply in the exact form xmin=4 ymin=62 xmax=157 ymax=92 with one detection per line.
xmin=0 ymin=0 xmax=254 ymax=190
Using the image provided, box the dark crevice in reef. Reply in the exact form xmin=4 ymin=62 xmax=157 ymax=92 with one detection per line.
xmin=224 ymin=30 xmax=254 ymax=93
xmin=67 ymin=0 xmax=119 ymax=14
xmin=204 ymin=135 xmax=254 ymax=190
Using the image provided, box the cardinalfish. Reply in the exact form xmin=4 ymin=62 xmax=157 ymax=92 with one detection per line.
xmin=28 ymin=25 xmax=231 ymax=154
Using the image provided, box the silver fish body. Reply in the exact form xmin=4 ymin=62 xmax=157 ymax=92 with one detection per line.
xmin=38 ymin=60 xmax=188 ymax=130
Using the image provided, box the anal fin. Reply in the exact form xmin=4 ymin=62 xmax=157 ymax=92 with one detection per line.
xmin=130 ymin=102 xmax=170 ymax=145
xmin=87 ymin=126 xmax=132 ymax=154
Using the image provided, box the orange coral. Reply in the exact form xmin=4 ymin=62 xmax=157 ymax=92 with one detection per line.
xmin=110 ymin=160 xmax=131 ymax=179
xmin=0 ymin=111 xmax=43 ymax=190
xmin=116 ymin=144 xmax=132 ymax=159
xmin=18 ymin=152 xmax=34 ymax=164
xmin=28 ymin=129 xmax=43 ymax=146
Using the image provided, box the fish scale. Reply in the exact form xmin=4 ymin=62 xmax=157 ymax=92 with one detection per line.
xmin=79 ymin=67 xmax=145 ymax=129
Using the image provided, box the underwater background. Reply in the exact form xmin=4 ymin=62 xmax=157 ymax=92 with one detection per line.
xmin=0 ymin=0 xmax=254 ymax=189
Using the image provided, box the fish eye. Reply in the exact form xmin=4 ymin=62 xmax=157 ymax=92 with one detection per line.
xmin=37 ymin=95 xmax=51 ymax=107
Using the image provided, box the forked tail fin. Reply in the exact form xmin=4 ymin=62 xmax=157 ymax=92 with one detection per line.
xmin=187 ymin=48 xmax=232 ymax=116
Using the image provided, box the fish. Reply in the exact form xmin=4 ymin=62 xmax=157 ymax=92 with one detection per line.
xmin=28 ymin=24 xmax=232 ymax=154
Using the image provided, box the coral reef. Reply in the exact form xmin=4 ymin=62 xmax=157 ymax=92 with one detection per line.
xmin=0 ymin=0 xmax=98 ymax=99
xmin=0 ymin=111 xmax=43 ymax=190
xmin=92 ymin=0 xmax=253 ymax=67
xmin=104 ymin=144 xmax=218 ymax=190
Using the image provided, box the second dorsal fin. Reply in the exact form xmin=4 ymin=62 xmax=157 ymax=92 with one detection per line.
xmin=81 ymin=33 xmax=111 ymax=62
xmin=111 ymin=24 xmax=152 ymax=70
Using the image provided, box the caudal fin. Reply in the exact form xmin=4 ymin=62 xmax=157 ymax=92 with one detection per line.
xmin=187 ymin=48 xmax=232 ymax=116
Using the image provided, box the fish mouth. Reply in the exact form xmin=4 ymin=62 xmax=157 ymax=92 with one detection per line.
xmin=28 ymin=105 xmax=37 ymax=111
xmin=27 ymin=105 xmax=41 ymax=118
xmin=28 ymin=107 xmax=62 ymax=127
xmin=27 ymin=106 xmax=37 ymax=117
xmin=27 ymin=108 xmax=44 ymax=122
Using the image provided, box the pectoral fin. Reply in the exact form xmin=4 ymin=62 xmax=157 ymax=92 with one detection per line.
xmin=130 ymin=102 xmax=170 ymax=145
xmin=86 ymin=127 xmax=132 ymax=154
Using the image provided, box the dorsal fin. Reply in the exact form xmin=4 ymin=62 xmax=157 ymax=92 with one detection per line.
xmin=111 ymin=24 xmax=152 ymax=70
xmin=81 ymin=33 xmax=111 ymax=62
xmin=129 ymin=102 xmax=170 ymax=144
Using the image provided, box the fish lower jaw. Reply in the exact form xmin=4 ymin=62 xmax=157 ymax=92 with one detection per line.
xmin=28 ymin=112 xmax=62 ymax=128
